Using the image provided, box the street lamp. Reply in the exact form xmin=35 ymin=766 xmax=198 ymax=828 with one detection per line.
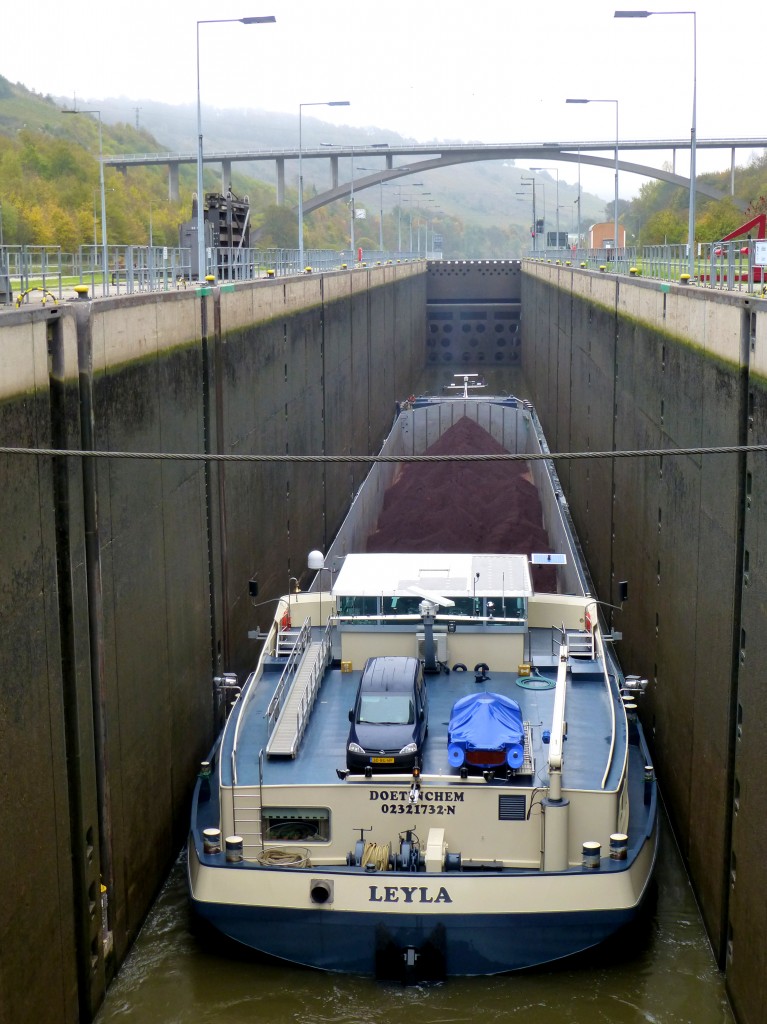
xmin=298 ymin=101 xmax=350 ymax=269
xmin=402 ymin=195 xmax=431 ymax=252
xmin=358 ymin=169 xmax=385 ymax=250
xmin=518 ymin=177 xmax=537 ymax=251
xmin=92 ymin=188 xmax=115 ymax=257
xmin=197 ymin=16 xmax=275 ymax=282
xmin=566 ymin=98 xmax=619 ymax=264
xmin=392 ymin=183 xmax=423 ymax=251
xmin=63 ymin=108 xmax=108 ymax=293
xmin=531 ymin=167 xmax=560 ymax=250
xmin=615 ymin=9 xmax=696 ymax=277
xmin=527 ymin=178 xmax=547 ymax=244
xmin=356 ymin=151 xmax=391 ymax=252
xmin=425 ymin=208 xmax=439 ymax=258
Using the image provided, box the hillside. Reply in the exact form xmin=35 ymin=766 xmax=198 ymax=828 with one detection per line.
xmin=0 ymin=76 xmax=620 ymax=256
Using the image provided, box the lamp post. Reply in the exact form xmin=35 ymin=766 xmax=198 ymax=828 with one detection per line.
xmin=518 ymin=176 xmax=537 ymax=251
xmin=518 ymin=175 xmax=536 ymax=248
xmin=529 ymin=179 xmax=546 ymax=244
xmin=566 ymin=98 xmax=619 ymax=264
xmin=405 ymin=194 xmax=431 ymax=251
xmin=531 ymin=167 xmax=560 ymax=249
xmin=577 ymin=147 xmax=582 ymax=248
xmin=92 ymin=187 xmax=115 ymax=262
xmin=149 ymin=201 xmax=158 ymax=247
xmin=298 ymin=101 xmax=350 ymax=270
xmin=350 ymin=150 xmax=356 ymax=259
xmin=358 ymin=171 xmax=386 ymax=251
xmin=356 ymin=152 xmax=391 ymax=252
xmin=615 ymin=9 xmax=696 ymax=278
xmin=63 ymin=108 xmax=108 ymax=293
xmin=425 ymin=203 xmax=440 ymax=258
xmin=197 ymin=16 xmax=275 ymax=282
xmin=393 ymin=183 xmax=424 ymax=251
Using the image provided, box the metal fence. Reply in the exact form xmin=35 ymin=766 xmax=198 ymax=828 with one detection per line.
xmin=524 ymin=246 xmax=638 ymax=276
xmin=1 ymin=244 xmax=425 ymax=304
xmin=524 ymin=241 xmax=767 ymax=294
xmin=642 ymin=241 xmax=766 ymax=293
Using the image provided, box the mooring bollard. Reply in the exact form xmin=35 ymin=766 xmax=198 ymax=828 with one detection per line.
xmin=203 ymin=828 xmax=222 ymax=854
xmin=225 ymin=835 xmax=243 ymax=862
xmin=582 ymin=841 xmax=601 ymax=869
xmin=609 ymin=833 xmax=628 ymax=860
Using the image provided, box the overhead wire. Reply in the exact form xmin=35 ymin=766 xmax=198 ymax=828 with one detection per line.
xmin=1 ymin=442 xmax=767 ymax=464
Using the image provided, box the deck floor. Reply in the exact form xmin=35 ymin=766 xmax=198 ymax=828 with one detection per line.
xmin=228 ymin=628 xmax=627 ymax=793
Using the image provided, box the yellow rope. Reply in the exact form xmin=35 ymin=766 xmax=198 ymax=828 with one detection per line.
xmin=361 ymin=841 xmax=391 ymax=871
xmin=258 ymin=847 xmax=310 ymax=867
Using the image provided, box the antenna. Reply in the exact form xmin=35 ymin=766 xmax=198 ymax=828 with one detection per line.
xmin=407 ymin=585 xmax=455 ymax=608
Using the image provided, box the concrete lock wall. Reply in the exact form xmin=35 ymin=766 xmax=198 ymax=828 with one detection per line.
xmin=521 ymin=262 xmax=767 ymax=1024
xmin=0 ymin=263 xmax=426 ymax=1024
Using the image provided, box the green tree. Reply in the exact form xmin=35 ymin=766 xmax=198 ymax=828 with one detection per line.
xmin=640 ymin=208 xmax=687 ymax=245
xmin=696 ymin=198 xmax=745 ymax=244
xmin=255 ymin=204 xmax=297 ymax=248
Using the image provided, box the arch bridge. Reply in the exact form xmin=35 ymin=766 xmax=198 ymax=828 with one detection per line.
xmin=106 ymin=138 xmax=767 ymax=211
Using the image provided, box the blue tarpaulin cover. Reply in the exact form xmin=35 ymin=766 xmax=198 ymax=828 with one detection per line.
xmin=448 ymin=692 xmax=524 ymax=748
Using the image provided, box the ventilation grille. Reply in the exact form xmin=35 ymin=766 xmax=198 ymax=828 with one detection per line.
xmin=498 ymin=795 xmax=526 ymax=821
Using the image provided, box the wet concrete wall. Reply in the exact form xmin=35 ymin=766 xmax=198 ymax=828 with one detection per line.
xmin=0 ymin=264 xmax=426 ymax=1024
xmin=521 ymin=263 xmax=765 ymax=1024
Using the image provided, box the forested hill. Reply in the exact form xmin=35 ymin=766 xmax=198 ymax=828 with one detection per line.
xmin=8 ymin=75 xmax=762 ymax=255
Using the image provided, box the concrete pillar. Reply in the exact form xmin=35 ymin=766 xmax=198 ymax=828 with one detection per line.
xmin=168 ymin=162 xmax=180 ymax=202
xmin=276 ymin=157 xmax=285 ymax=205
xmin=222 ymin=159 xmax=232 ymax=195
xmin=731 ymin=147 xmax=736 ymax=195
xmin=386 ymin=153 xmax=393 ymax=169
xmin=329 ymin=155 xmax=339 ymax=190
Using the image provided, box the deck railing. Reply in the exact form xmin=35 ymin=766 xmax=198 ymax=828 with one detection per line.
xmin=289 ymin=626 xmax=333 ymax=755
xmin=264 ymin=617 xmax=313 ymax=741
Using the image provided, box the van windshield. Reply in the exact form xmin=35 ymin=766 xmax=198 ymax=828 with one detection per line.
xmin=358 ymin=695 xmax=414 ymax=725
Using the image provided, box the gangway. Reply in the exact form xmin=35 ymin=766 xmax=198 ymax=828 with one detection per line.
xmin=265 ymin=631 xmax=331 ymax=758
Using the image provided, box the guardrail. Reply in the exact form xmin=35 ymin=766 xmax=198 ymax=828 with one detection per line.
xmin=524 ymin=241 xmax=767 ymax=293
xmin=525 ymin=247 xmax=638 ymax=277
xmin=264 ymin=617 xmax=313 ymax=741
xmin=1 ymin=244 xmax=425 ymax=303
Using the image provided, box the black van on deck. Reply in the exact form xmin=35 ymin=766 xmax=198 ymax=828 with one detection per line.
xmin=346 ymin=656 xmax=428 ymax=772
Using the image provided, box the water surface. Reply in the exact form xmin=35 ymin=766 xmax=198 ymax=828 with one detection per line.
xmin=96 ymin=813 xmax=733 ymax=1024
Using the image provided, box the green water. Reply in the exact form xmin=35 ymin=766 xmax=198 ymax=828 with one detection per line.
xmin=95 ymin=813 xmax=734 ymax=1024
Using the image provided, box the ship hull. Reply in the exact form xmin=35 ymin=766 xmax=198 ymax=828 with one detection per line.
xmin=188 ymin=814 xmax=658 ymax=978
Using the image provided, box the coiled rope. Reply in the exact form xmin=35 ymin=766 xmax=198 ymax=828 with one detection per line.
xmin=257 ymin=847 xmax=310 ymax=867
xmin=361 ymin=841 xmax=391 ymax=871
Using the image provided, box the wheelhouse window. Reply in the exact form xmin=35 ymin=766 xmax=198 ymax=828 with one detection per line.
xmin=337 ymin=596 xmax=379 ymax=617
xmin=337 ymin=594 xmax=526 ymax=622
xmin=262 ymin=807 xmax=330 ymax=842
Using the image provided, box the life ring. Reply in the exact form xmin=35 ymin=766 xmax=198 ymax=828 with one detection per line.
xmin=452 ymin=663 xmax=467 ymax=672
xmin=279 ymin=613 xmax=291 ymax=631
xmin=474 ymin=662 xmax=490 ymax=674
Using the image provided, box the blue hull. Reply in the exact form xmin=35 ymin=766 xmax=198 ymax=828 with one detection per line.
xmin=190 ymin=893 xmax=642 ymax=977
